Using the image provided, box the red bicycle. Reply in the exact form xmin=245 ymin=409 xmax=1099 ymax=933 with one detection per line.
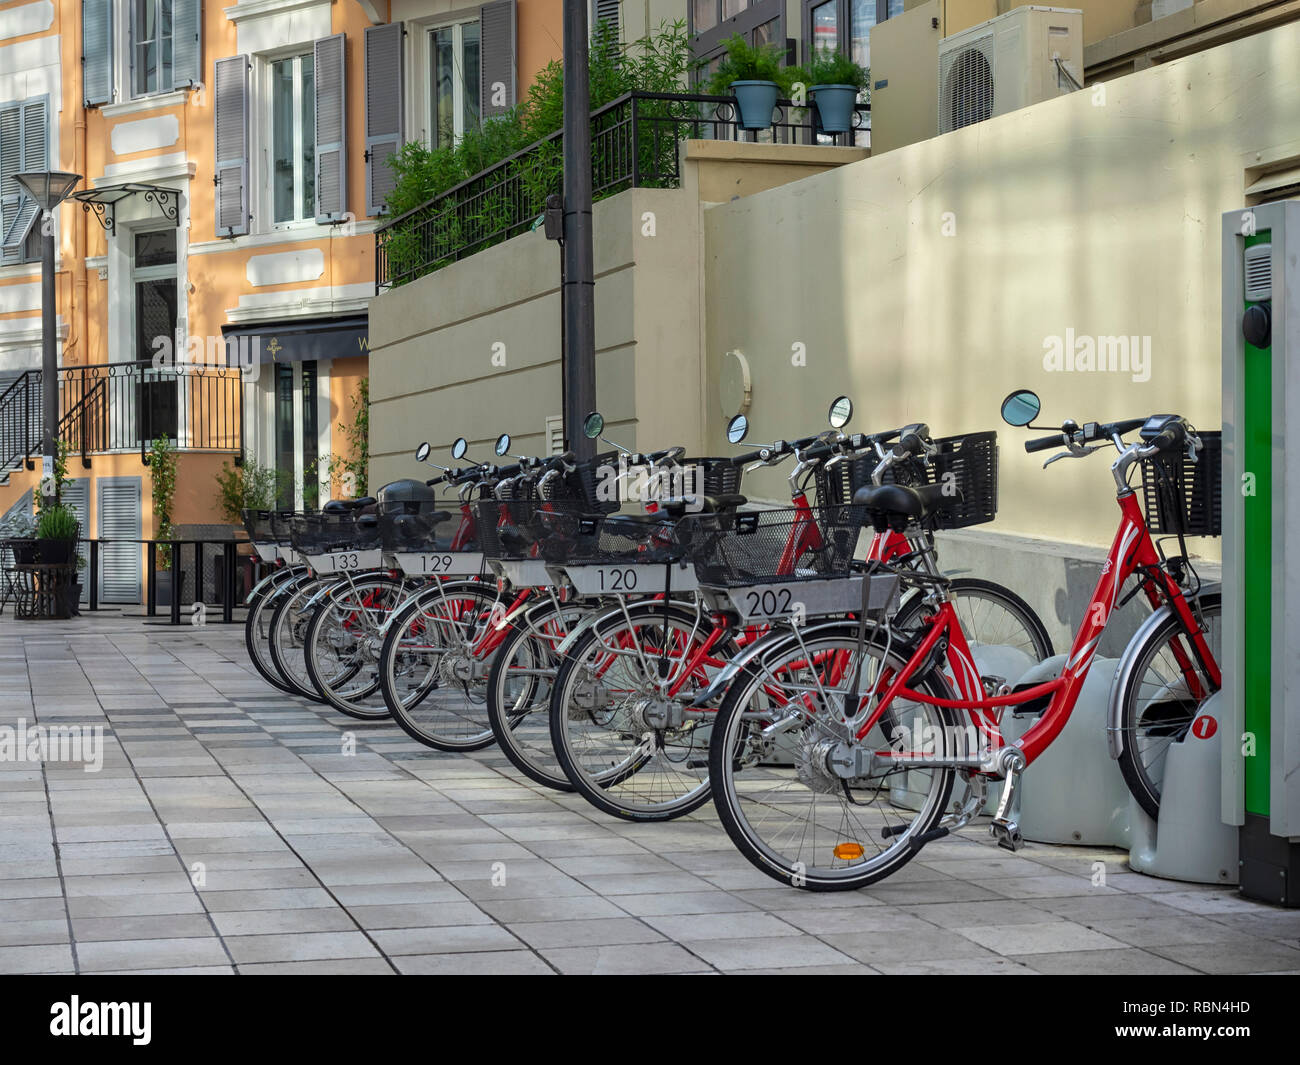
xmin=706 ymin=389 xmax=1221 ymax=889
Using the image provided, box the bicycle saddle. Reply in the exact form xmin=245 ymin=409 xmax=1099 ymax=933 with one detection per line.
xmin=853 ymin=483 xmax=952 ymax=522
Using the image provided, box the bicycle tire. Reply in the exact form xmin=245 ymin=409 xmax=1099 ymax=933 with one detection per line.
xmin=894 ymin=577 xmax=1053 ymax=663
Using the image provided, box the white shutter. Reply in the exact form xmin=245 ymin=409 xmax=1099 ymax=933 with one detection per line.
xmin=83 ymin=0 xmax=114 ymax=105
xmin=593 ymin=0 xmax=619 ymax=40
xmin=364 ymin=23 xmax=404 ymax=217
xmin=213 ymin=55 xmax=249 ymax=236
xmin=98 ymin=478 xmax=142 ymax=604
xmin=314 ymin=34 xmax=348 ymax=223
xmin=546 ymin=415 xmax=564 ymax=455
xmin=172 ymin=0 xmax=203 ymax=90
xmin=1 ymin=100 xmax=47 ymax=264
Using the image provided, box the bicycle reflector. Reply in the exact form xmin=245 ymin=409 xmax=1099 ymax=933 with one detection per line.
xmin=833 ymin=843 xmax=865 ymax=860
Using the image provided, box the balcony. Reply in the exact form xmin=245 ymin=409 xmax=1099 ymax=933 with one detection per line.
xmin=0 ymin=360 xmax=244 ymax=476
xmin=374 ymin=90 xmax=869 ymax=290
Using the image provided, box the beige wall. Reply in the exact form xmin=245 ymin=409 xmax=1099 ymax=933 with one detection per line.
xmin=703 ymin=19 xmax=1300 ymax=554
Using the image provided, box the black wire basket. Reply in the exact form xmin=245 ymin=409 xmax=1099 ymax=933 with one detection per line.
xmin=924 ymin=431 xmax=999 ymax=530
xmin=674 ymin=506 xmax=865 ymax=587
xmin=289 ymin=511 xmax=383 ymax=554
xmin=268 ymin=510 xmax=308 ymax=545
xmin=1140 ymin=431 xmax=1222 ymax=537
xmin=377 ymin=498 xmax=474 ymax=553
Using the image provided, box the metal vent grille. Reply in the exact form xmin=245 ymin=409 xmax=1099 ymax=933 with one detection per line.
xmin=939 ymin=35 xmax=995 ymax=133
xmin=1244 ymin=242 xmax=1272 ymax=301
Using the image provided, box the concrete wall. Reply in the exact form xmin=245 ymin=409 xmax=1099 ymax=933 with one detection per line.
xmin=702 ymin=20 xmax=1300 ymax=561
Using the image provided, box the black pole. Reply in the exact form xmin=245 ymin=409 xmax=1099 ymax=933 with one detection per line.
xmin=562 ymin=0 xmax=596 ymax=461
xmin=41 ymin=211 xmax=57 ymax=506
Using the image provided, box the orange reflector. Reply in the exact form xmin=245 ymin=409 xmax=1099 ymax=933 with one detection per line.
xmin=833 ymin=843 xmax=864 ymax=860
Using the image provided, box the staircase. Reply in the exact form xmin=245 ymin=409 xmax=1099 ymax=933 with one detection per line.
xmin=0 ymin=371 xmax=107 ymax=486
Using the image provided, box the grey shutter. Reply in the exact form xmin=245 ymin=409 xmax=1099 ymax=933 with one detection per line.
xmin=479 ymin=0 xmax=516 ymax=119
xmin=83 ymin=0 xmax=114 ymax=105
xmin=593 ymin=0 xmax=619 ymax=39
xmin=62 ymin=479 xmax=90 ymax=603
xmin=98 ymin=478 xmax=142 ymax=604
xmin=213 ymin=55 xmax=249 ymax=236
xmin=314 ymin=34 xmax=347 ymax=223
xmin=1 ymin=100 xmax=47 ymax=265
xmin=364 ymin=23 xmax=404 ymax=217
xmin=172 ymin=0 xmax=202 ymax=90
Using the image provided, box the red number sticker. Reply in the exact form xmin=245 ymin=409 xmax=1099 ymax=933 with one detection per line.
xmin=1191 ymin=716 xmax=1217 ymax=740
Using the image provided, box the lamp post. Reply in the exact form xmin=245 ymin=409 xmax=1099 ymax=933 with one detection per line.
xmin=14 ymin=170 xmax=80 ymax=508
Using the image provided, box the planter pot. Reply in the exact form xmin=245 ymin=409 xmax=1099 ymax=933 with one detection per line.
xmin=731 ymin=80 xmax=780 ymax=131
xmin=809 ymin=83 xmax=859 ymax=133
xmin=37 ymin=539 xmax=76 ymax=565
xmin=155 ymin=570 xmax=187 ymax=608
xmin=10 ymin=539 xmax=39 ymax=565
xmin=60 ymin=580 xmax=83 ymax=618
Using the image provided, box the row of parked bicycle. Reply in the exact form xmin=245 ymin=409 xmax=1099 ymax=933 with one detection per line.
xmin=240 ymin=390 xmax=1222 ymax=891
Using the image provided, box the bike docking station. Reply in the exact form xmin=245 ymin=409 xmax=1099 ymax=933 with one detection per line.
xmin=1218 ymin=200 xmax=1300 ymax=905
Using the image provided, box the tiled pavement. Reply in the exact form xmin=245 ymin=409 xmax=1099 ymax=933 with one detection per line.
xmin=2 ymin=611 xmax=1298 ymax=976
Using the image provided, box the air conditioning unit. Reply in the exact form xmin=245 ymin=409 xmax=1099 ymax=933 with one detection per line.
xmin=938 ymin=6 xmax=1083 ymax=135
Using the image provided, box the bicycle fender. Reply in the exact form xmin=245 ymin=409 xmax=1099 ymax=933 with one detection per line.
xmin=1105 ymin=583 xmax=1220 ymax=761
xmin=553 ymin=598 xmax=702 ymax=658
xmin=687 ymin=618 xmax=860 ymax=708
xmin=244 ymin=564 xmax=306 ymax=605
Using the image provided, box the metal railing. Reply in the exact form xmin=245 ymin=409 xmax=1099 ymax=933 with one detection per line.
xmin=0 ymin=361 xmax=243 ymax=470
xmin=375 ymin=90 xmax=870 ymax=290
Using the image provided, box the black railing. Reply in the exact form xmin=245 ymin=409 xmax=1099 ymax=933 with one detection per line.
xmin=375 ymin=90 xmax=869 ymax=290
xmin=0 ymin=361 xmax=242 ymax=470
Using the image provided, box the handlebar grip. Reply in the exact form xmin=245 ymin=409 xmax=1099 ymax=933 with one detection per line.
xmin=1151 ymin=428 xmax=1180 ymax=452
xmin=731 ymin=448 xmax=766 ymax=466
xmin=425 ymin=476 xmax=445 ymax=487
xmin=892 ymin=431 xmax=927 ymax=458
xmin=1026 ymin=434 xmax=1064 ymax=454
xmin=801 ymin=441 xmax=835 ymax=462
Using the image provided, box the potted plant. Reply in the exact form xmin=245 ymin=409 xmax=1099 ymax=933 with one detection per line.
xmin=35 ymin=504 xmax=79 ymax=565
xmin=705 ymin=34 xmax=792 ymax=132
xmin=802 ymin=48 xmax=869 ymax=134
xmin=2 ymin=511 xmax=40 ymax=564
xmin=150 ymin=433 xmax=185 ymax=607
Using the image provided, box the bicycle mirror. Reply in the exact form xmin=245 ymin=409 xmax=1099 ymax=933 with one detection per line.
xmin=828 ymin=396 xmax=853 ymax=429
xmin=495 ymin=434 xmax=511 ymax=456
xmin=415 ymin=442 xmax=431 ymax=462
xmin=726 ymin=414 xmax=749 ymax=444
xmin=451 ymin=437 xmax=468 ymax=459
xmin=583 ymin=412 xmax=604 ymax=439
xmin=1000 ymin=389 xmax=1041 ymax=427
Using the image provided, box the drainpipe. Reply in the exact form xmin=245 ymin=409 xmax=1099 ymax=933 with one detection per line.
xmin=561 ymin=0 xmax=596 ymax=460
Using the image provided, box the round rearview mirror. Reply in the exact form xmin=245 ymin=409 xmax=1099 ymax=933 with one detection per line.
xmin=451 ymin=437 xmax=468 ymax=460
xmin=583 ymin=411 xmax=604 ymax=440
xmin=1000 ymin=389 xmax=1041 ymax=427
xmin=828 ymin=395 xmax=853 ymax=429
xmin=494 ymin=433 xmax=511 ymax=456
xmin=415 ymin=442 xmax=431 ymax=462
xmin=726 ymin=413 xmax=749 ymax=445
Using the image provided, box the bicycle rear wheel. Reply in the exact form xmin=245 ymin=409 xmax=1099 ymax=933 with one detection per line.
xmin=244 ymin=571 xmax=303 ymax=693
xmin=709 ymin=622 xmax=959 ymax=890
xmin=268 ymin=574 xmax=336 ymax=701
xmin=894 ymin=577 xmax=1053 ymax=664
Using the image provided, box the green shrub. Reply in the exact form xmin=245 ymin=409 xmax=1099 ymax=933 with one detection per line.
xmin=36 ymin=504 xmax=78 ymax=540
xmin=703 ymin=34 xmax=794 ymax=96
xmin=802 ymin=48 xmax=869 ymax=92
xmin=216 ymin=459 xmax=282 ymax=524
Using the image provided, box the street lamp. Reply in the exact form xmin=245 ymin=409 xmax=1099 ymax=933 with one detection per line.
xmin=15 ymin=170 xmax=81 ymax=507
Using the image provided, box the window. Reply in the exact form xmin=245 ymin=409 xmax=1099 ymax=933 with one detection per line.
xmin=0 ymin=98 xmax=48 ymax=267
xmin=270 ymin=52 xmax=316 ymax=225
xmin=133 ymin=229 xmax=179 ymax=441
xmin=802 ymin=0 xmax=900 ymax=69
xmin=273 ymin=360 xmax=319 ymax=510
xmin=690 ymin=0 xmax=787 ymax=87
xmin=131 ymin=0 xmax=173 ymax=97
xmin=430 ymin=19 xmax=481 ymax=149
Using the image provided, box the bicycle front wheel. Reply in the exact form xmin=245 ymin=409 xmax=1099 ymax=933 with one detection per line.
xmin=709 ymin=623 xmax=959 ymax=891
xmin=894 ymin=577 xmax=1053 ymax=664
xmin=1116 ymin=591 xmax=1221 ymax=820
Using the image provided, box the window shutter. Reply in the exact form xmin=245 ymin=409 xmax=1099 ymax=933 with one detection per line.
xmin=479 ymin=0 xmax=517 ymax=120
xmin=364 ymin=23 xmax=404 ymax=217
xmin=593 ymin=0 xmax=620 ymax=40
xmin=546 ymin=415 xmax=564 ymax=455
xmin=1 ymin=100 xmax=47 ymax=265
xmin=172 ymin=0 xmax=203 ymax=90
xmin=314 ymin=34 xmax=348 ymax=223
xmin=98 ymin=479 xmax=142 ymax=604
xmin=213 ymin=55 xmax=249 ymax=237
xmin=83 ymin=0 xmax=114 ymax=105
xmin=62 ymin=479 xmax=91 ymax=603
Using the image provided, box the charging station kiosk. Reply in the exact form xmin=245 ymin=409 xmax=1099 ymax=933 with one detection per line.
xmin=1222 ymin=200 xmax=1300 ymax=906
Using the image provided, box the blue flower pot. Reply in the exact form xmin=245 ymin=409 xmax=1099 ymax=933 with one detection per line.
xmin=731 ymin=80 xmax=780 ymax=132
xmin=809 ymin=83 xmax=859 ymax=134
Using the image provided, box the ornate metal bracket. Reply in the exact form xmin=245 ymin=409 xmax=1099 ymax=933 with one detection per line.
xmin=70 ymin=183 xmax=182 ymax=236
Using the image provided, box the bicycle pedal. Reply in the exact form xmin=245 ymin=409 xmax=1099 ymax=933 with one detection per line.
xmin=990 ymin=820 xmax=1024 ymax=852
